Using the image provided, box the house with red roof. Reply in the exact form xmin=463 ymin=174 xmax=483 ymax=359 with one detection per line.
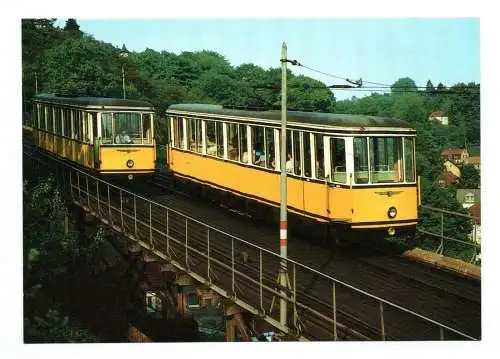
xmin=441 ymin=148 xmax=469 ymax=166
xmin=437 ymin=171 xmax=459 ymax=186
xmin=464 ymin=156 xmax=481 ymax=172
xmin=429 ymin=111 xmax=449 ymax=126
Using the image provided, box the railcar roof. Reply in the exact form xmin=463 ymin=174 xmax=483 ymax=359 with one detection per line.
xmin=167 ymin=103 xmax=415 ymax=130
xmin=32 ymin=93 xmax=153 ymax=109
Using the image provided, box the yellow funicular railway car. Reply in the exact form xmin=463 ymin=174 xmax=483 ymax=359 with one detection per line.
xmin=166 ymin=104 xmax=420 ymax=238
xmin=31 ymin=93 xmax=156 ymax=178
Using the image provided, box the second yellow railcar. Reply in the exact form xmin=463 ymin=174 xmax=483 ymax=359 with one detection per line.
xmin=165 ymin=104 xmax=419 ymax=238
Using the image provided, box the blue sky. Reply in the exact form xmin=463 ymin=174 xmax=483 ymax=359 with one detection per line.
xmin=54 ymin=18 xmax=480 ymax=100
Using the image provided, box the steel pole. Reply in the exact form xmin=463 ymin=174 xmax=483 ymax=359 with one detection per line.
xmin=279 ymin=42 xmax=288 ymax=327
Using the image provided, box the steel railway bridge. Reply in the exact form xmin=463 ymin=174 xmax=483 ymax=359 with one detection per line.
xmin=22 ymin=144 xmax=480 ymax=341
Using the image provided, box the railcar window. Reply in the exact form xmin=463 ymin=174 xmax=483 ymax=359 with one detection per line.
xmin=404 ymin=137 xmax=415 ymax=182
xmin=84 ymin=113 xmax=92 ymax=143
xmin=227 ymin=123 xmax=239 ymax=161
xmin=206 ymin=120 xmax=223 ymax=158
xmin=47 ymin=107 xmax=54 ymax=133
xmin=239 ymin=124 xmax=248 ymax=163
xmin=252 ymin=126 xmax=265 ymax=167
xmin=37 ymin=104 xmax=43 ymax=130
xmin=63 ymin=109 xmax=72 ymax=138
xmin=54 ymin=108 xmax=62 ymax=135
xmin=369 ymin=137 xmax=403 ymax=183
xmin=216 ymin=122 xmax=223 ymax=158
xmin=330 ymin=138 xmax=346 ymax=183
xmin=292 ymin=131 xmax=301 ymax=175
xmin=354 ymin=137 xmax=369 ymax=184
xmin=101 ymin=113 xmax=113 ymax=144
xmin=265 ymin=128 xmax=275 ymax=170
xmin=172 ymin=116 xmax=184 ymax=148
xmin=303 ymin=133 xmax=312 ymax=178
xmin=205 ymin=120 xmax=215 ymax=154
xmin=75 ymin=111 xmax=83 ymax=141
xmin=142 ymin=114 xmax=152 ymax=143
xmin=314 ymin=133 xmax=325 ymax=180
xmin=187 ymin=118 xmax=202 ymax=153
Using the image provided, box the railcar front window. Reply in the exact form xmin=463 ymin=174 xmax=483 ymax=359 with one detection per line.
xmin=101 ymin=113 xmax=113 ymax=144
xmin=114 ymin=112 xmax=141 ymax=144
xmin=142 ymin=114 xmax=152 ymax=143
xmin=101 ymin=112 xmax=153 ymax=145
xmin=354 ymin=137 xmax=369 ymax=184
xmin=404 ymin=137 xmax=416 ymax=182
xmin=369 ymin=137 xmax=403 ymax=183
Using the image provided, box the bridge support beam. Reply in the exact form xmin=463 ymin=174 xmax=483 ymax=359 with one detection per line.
xmin=225 ymin=304 xmax=251 ymax=342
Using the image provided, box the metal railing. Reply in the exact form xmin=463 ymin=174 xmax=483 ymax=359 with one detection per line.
xmin=58 ymin=165 xmax=476 ymax=340
xmin=417 ymin=205 xmax=481 ymax=264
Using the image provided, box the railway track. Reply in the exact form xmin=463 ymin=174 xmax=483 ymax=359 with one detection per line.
xmin=22 ymin=143 xmax=481 ymax=340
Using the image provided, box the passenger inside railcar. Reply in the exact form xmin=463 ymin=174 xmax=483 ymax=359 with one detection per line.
xmin=254 ymin=146 xmax=266 ymax=166
xmin=286 ymin=153 xmax=294 ymax=173
xmin=115 ymin=130 xmax=132 ymax=144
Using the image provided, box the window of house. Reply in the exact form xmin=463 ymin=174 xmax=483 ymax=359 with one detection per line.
xmin=187 ymin=292 xmax=200 ymax=308
xmin=465 ymin=193 xmax=475 ymax=203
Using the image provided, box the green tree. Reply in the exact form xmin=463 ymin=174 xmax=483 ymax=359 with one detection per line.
xmin=391 ymin=77 xmax=417 ymax=95
xmin=425 ymin=79 xmax=435 ymax=93
xmin=64 ymin=18 xmax=82 ymax=37
xmin=287 ymin=75 xmax=336 ymax=112
xmin=21 ymin=18 xmax=65 ymax=97
xmin=458 ymin=164 xmax=480 ymax=189
xmin=420 ymin=179 xmax=472 ymax=238
xmin=23 ymin=177 xmax=98 ymax=343
xmin=41 ymin=36 xmax=135 ymax=97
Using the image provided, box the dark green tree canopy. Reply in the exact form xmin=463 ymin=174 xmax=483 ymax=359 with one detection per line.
xmin=64 ymin=18 xmax=81 ymax=34
xmin=391 ymin=77 xmax=417 ymax=95
xmin=459 ymin=164 xmax=480 ymax=189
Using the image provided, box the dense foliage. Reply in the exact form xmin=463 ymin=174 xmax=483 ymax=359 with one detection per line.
xmin=23 ymin=177 xmax=99 ymax=342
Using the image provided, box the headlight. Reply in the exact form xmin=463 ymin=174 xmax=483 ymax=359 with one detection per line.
xmin=126 ymin=159 xmax=134 ymax=168
xmin=388 ymin=207 xmax=397 ymax=219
